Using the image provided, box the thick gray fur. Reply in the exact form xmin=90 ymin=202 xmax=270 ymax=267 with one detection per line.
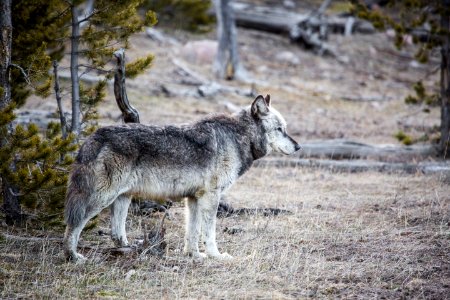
xmin=63 ymin=95 xmax=301 ymax=261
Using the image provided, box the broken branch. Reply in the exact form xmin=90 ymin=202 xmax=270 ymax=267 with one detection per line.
xmin=113 ymin=48 xmax=140 ymax=123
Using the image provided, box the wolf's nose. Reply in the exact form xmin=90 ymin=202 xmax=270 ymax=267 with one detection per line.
xmin=295 ymin=144 xmax=302 ymax=152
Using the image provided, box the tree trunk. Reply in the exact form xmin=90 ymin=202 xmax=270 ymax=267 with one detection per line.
xmin=214 ymin=0 xmax=246 ymax=80
xmin=440 ymin=0 xmax=450 ymax=158
xmin=53 ymin=61 xmax=67 ymax=139
xmin=0 ymin=0 xmax=22 ymax=224
xmin=0 ymin=0 xmax=12 ymax=109
xmin=70 ymin=3 xmax=81 ymax=135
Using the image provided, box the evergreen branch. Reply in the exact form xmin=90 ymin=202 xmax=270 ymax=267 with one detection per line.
xmin=77 ymin=3 xmax=115 ymax=25
xmin=77 ymin=10 xmax=98 ymax=25
xmin=49 ymin=6 xmax=71 ymax=23
xmin=64 ymin=41 xmax=123 ymax=55
xmin=8 ymin=63 xmax=31 ymax=85
xmin=78 ymin=64 xmax=112 ymax=74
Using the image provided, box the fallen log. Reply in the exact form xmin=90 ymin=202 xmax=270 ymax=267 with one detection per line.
xmin=255 ymin=157 xmax=450 ymax=177
xmin=231 ymin=1 xmax=375 ymax=36
xmin=298 ymin=139 xmax=437 ymax=161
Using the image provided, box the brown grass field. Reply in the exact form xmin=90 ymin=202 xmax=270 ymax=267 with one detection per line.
xmin=1 ymin=6 xmax=450 ymax=299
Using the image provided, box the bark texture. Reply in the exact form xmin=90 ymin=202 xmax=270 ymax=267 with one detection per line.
xmin=70 ymin=3 xmax=81 ymax=135
xmin=53 ymin=61 xmax=67 ymax=139
xmin=0 ymin=0 xmax=22 ymax=224
xmin=0 ymin=0 xmax=12 ymax=109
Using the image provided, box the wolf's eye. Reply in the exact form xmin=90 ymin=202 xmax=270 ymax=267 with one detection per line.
xmin=277 ymin=127 xmax=283 ymax=132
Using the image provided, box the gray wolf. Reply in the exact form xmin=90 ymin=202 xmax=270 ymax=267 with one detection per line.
xmin=63 ymin=95 xmax=301 ymax=261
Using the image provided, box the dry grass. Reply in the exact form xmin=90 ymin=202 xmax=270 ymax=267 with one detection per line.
xmin=1 ymin=166 xmax=449 ymax=299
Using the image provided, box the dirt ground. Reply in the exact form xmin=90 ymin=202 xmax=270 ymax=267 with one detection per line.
xmin=2 ymin=5 xmax=450 ymax=299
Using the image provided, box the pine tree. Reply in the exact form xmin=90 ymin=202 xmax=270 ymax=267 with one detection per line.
xmin=0 ymin=107 xmax=77 ymax=225
xmin=11 ymin=0 xmax=69 ymax=107
xmin=1 ymin=0 xmax=158 ymax=225
xmin=0 ymin=0 xmax=76 ymax=225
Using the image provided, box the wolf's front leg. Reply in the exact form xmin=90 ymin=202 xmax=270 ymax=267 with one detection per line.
xmin=199 ymin=192 xmax=233 ymax=260
xmin=110 ymin=195 xmax=131 ymax=247
xmin=184 ymin=197 xmax=206 ymax=259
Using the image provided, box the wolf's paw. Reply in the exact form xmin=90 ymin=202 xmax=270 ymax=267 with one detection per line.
xmin=184 ymin=249 xmax=207 ymax=260
xmin=66 ymin=252 xmax=87 ymax=263
xmin=112 ymin=237 xmax=129 ymax=248
xmin=192 ymin=252 xmax=207 ymax=262
xmin=188 ymin=252 xmax=207 ymax=262
xmin=118 ymin=241 xmax=130 ymax=248
xmin=211 ymin=252 xmax=233 ymax=261
xmin=196 ymin=252 xmax=208 ymax=259
xmin=189 ymin=252 xmax=207 ymax=261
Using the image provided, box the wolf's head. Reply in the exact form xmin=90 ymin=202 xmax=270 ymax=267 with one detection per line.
xmin=250 ymin=94 xmax=301 ymax=155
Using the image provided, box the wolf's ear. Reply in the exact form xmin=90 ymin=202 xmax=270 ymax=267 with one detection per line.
xmin=264 ymin=94 xmax=271 ymax=107
xmin=251 ymin=95 xmax=269 ymax=117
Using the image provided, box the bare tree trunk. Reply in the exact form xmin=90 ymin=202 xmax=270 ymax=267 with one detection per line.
xmin=113 ymin=49 xmax=140 ymax=123
xmin=1 ymin=0 xmax=22 ymax=225
xmin=214 ymin=0 xmax=247 ymax=80
xmin=440 ymin=0 xmax=450 ymax=158
xmin=0 ymin=0 xmax=12 ymax=109
xmin=53 ymin=61 xmax=67 ymax=139
xmin=70 ymin=3 xmax=81 ymax=135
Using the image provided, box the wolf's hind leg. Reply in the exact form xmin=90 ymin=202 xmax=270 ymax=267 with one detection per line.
xmin=183 ymin=197 xmax=205 ymax=258
xmin=110 ymin=195 xmax=131 ymax=247
xmin=199 ymin=192 xmax=232 ymax=260
xmin=64 ymin=192 xmax=118 ymax=262
xmin=64 ymin=205 xmax=108 ymax=262
xmin=64 ymin=219 xmax=90 ymax=262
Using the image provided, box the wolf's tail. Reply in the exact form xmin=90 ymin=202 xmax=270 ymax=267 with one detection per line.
xmin=64 ymin=164 xmax=93 ymax=226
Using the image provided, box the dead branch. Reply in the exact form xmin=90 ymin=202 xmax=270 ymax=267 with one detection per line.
xmin=113 ymin=48 xmax=140 ymax=123
xmin=8 ymin=63 xmax=31 ymax=85
xmin=217 ymin=201 xmax=292 ymax=218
